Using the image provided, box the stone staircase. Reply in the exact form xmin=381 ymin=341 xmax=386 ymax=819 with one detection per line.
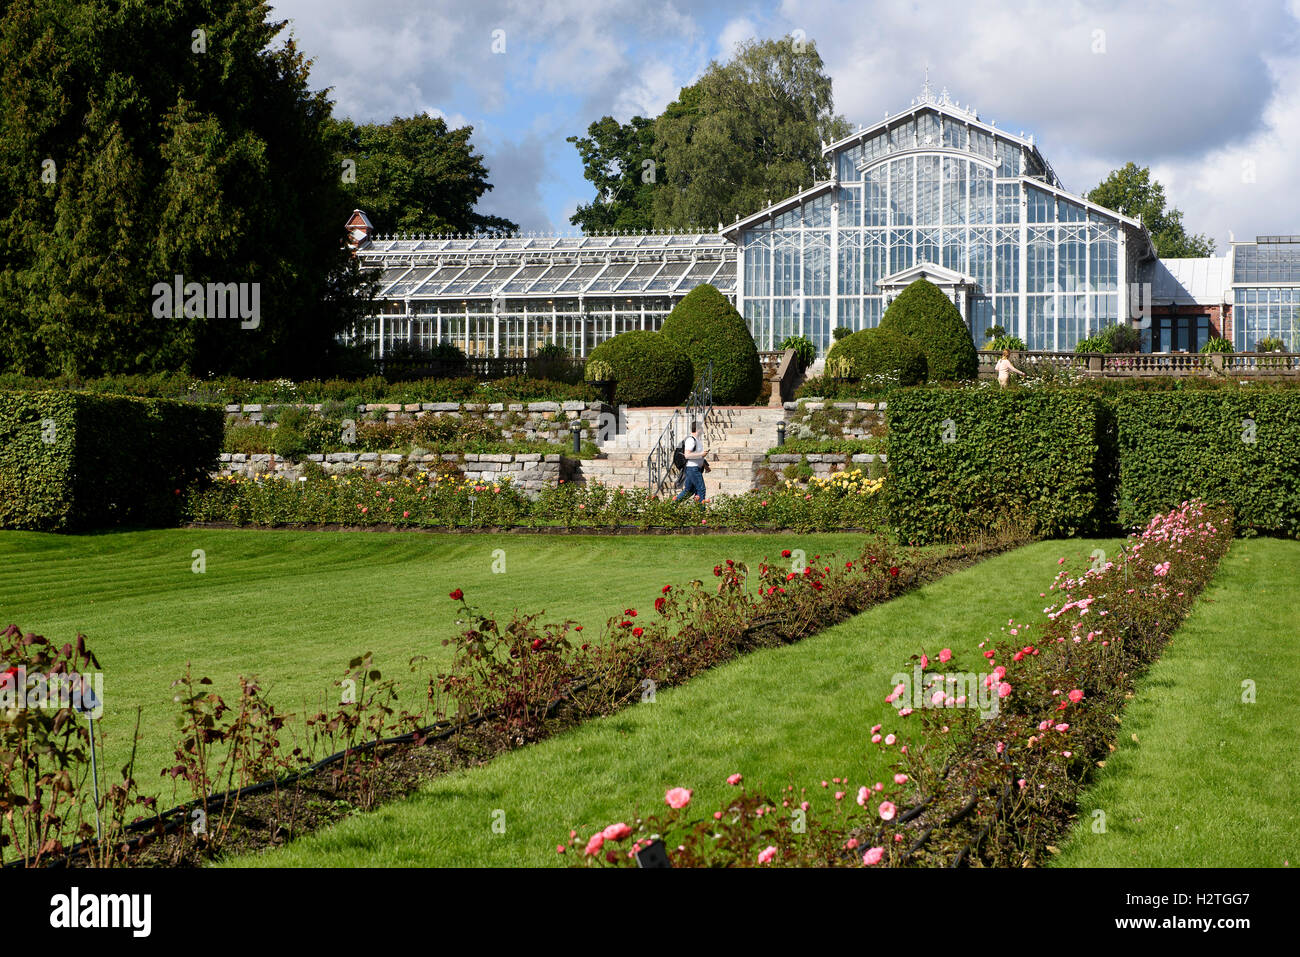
xmin=579 ymin=406 xmax=785 ymax=498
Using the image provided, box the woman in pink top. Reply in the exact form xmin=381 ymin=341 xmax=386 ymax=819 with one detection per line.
xmin=995 ymin=348 xmax=1026 ymax=387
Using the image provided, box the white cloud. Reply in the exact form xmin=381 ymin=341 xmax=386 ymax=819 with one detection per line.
xmin=775 ymin=0 xmax=1300 ymax=248
xmin=271 ymin=0 xmax=1300 ymax=238
xmin=717 ymin=16 xmax=758 ymax=60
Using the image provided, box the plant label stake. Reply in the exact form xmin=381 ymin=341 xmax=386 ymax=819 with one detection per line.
xmin=73 ymin=679 xmax=102 ymax=843
xmin=635 ymin=838 xmax=672 ymax=868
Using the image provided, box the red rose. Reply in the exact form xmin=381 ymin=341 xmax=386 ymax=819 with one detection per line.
xmin=449 ymin=588 xmax=464 ymax=600
xmin=627 ymin=609 xmax=637 ymax=617
xmin=661 ymin=585 xmax=671 ymax=594
xmin=531 ymin=639 xmax=543 ymax=651
xmin=632 ymin=627 xmax=643 ymax=637
xmin=654 ymin=597 xmax=666 ymax=613
xmin=713 ymin=565 xmax=722 ymax=576
xmin=781 ymin=549 xmax=792 ymax=558
xmin=575 ymin=625 xmax=583 ymax=632
xmin=888 ymin=567 xmax=899 ymax=578
xmin=812 ymin=581 xmax=823 ymax=590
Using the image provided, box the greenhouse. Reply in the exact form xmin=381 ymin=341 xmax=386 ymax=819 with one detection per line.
xmin=354 ymin=87 xmax=1300 ymax=359
xmin=354 ymin=229 xmax=735 ymax=358
xmin=1231 ymin=237 xmax=1300 ymax=351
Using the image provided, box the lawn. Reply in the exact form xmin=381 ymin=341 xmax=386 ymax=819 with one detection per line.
xmin=0 ymin=528 xmax=873 ymax=797
xmin=227 ymin=537 xmax=1122 ymax=868
xmin=1054 ymin=537 xmax=1300 ymax=868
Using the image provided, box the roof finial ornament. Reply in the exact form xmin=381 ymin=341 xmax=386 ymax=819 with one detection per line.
xmin=921 ymin=64 xmax=932 ymax=102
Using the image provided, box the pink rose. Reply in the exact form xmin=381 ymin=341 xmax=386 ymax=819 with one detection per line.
xmin=856 ymin=786 xmax=871 ymax=806
xmin=1068 ymin=689 xmax=1084 ymax=703
xmin=998 ymin=682 xmax=1012 ymax=698
xmin=878 ymin=801 xmax=896 ymax=821
xmin=665 ymin=787 xmax=692 ymax=809
xmin=938 ymin=648 xmax=952 ymax=663
xmin=584 ymin=833 xmax=605 ymax=856
xmin=727 ymin=773 xmax=743 ymax=785
xmin=602 ymin=822 xmax=632 ymax=841
xmin=862 ymin=846 xmax=885 ymax=866
xmin=758 ymin=845 xmax=777 ymax=864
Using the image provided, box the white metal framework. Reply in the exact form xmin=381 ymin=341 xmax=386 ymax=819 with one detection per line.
xmin=352 ymin=85 xmax=1165 ymax=359
xmin=354 ymin=233 xmax=736 ymax=358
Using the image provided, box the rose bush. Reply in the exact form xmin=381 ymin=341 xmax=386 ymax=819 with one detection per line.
xmin=564 ymin=500 xmax=1232 ymax=867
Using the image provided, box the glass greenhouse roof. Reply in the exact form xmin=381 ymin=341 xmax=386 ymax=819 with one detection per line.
xmin=1234 ymin=242 xmax=1300 ymax=284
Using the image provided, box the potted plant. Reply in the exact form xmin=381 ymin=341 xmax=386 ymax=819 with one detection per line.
xmin=584 ymin=358 xmax=616 ymax=404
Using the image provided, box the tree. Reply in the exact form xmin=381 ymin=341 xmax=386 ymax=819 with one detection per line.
xmin=566 ymin=115 xmax=657 ymax=233
xmin=0 ymin=0 xmax=377 ymax=379
xmin=330 ymin=113 xmax=517 ymax=238
xmin=652 ymin=38 xmax=852 ymax=230
xmin=1088 ymin=163 xmax=1215 ymax=258
xmin=825 ymin=328 xmax=927 ymax=385
xmin=658 ymin=284 xmax=763 ymax=404
xmin=878 ymin=280 xmax=979 ymax=381
xmin=567 ymin=36 xmax=852 ymax=232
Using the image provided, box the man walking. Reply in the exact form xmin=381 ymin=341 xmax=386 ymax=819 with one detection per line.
xmin=675 ymin=420 xmax=708 ymax=503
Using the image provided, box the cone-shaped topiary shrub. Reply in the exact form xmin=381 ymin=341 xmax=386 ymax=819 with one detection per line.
xmin=658 ymin=284 xmax=763 ymax=405
xmin=825 ymin=327 xmax=927 ymax=385
xmin=586 ymin=330 xmax=693 ymax=407
xmin=878 ymin=279 xmax=978 ymax=381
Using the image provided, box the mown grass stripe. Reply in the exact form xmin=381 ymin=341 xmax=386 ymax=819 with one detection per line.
xmin=1054 ymin=537 xmax=1300 ymax=868
xmin=228 ymin=538 xmax=1122 ymax=868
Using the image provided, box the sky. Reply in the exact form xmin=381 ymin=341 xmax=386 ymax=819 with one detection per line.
xmin=269 ymin=0 xmax=1300 ymax=250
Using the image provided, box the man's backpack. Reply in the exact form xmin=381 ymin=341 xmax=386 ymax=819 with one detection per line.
xmin=672 ymin=441 xmax=686 ymax=472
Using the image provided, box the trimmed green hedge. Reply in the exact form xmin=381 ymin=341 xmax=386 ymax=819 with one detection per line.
xmin=0 ymin=391 xmax=223 ymax=531
xmin=887 ymin=388 xmax=1108 ymax=543
xmin=879 ymin=279 xmax=979 ymax=381
xmin=659 ymin=284 xmax=763 ymax=405
xmin=1115 ymin=392 xmax=1300 ymax=536
xmin=826 ymin=327 xmax=927 ymax=385
xmin=586 ymin=331 xmax=693 ymax=407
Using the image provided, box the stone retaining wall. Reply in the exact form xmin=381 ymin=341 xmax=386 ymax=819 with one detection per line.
xmin=224 ymin=400 xmax=612 ymax=443
xmin=765 ymin=451 xmax=888 ymax=479
xmin=781 ymin=399 xmax=887 ymax=442
xmin=215 ymin=451 xmax=578 ymax=494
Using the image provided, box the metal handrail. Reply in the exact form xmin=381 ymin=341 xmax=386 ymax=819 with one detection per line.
xmin=647 ymin=361 xmax=712 ymax=497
